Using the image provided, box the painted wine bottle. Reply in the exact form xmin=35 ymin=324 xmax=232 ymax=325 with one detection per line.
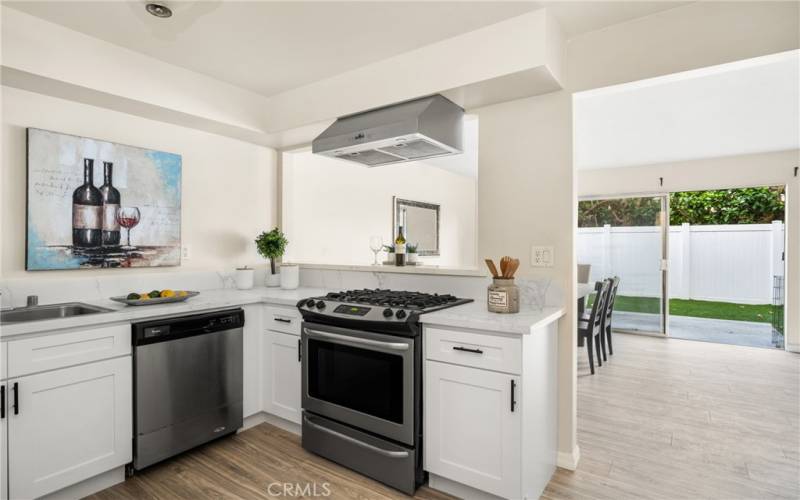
xmin=99 ymin=161 xmax=121 ymax=246
xmin=72 ymin=158 xmax=103 ymax=247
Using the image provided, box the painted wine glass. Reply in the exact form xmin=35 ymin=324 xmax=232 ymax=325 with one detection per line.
xmin=116 ymin=207 xmax=141 ymax=248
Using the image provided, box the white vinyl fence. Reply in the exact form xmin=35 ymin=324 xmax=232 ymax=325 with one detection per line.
xmin=576 ymin=222 xmax=784 ymax=305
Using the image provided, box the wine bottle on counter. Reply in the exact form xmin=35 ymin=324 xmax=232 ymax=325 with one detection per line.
xmin=72 ymin=158 xmax=103 ymax=248
xmin=99 ymin=161 xmax=121 ymax=246
xmin=395 ymin=224 xmax=406 ymax=266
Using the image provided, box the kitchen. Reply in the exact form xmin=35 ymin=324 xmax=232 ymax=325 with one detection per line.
xmin=0 ymin=2 xmax=798 ymax=500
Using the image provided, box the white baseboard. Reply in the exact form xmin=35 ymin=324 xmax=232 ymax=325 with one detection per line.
xmin=557 ymin=444 xmax=580 ymax=470
xmin=428 ymin=473 xmax=504 ymax=500
xmin=786 ymin=342 xmax=800 ymax=353
xmin=41 ymin=466 xmax=125 ymax=500
xmin=241 ymin=411 xmax=301 ymax=436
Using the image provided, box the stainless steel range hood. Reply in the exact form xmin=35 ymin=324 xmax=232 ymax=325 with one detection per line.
xmin=312 ymin=95 xmax=464 ymax=167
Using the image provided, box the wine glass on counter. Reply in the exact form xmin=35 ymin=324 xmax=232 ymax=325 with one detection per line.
xmin=117 ymin=207 xmax=141 ymax=248
xmin=369 ymin=235 xmax=383 ymax=265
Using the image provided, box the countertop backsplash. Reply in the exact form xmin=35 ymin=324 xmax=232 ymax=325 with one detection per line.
xmin=1 ymin=266 xmax=563 ymax=311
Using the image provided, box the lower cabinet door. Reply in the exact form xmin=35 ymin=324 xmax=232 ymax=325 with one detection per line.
xmin=9 ymin=356 xmax=132 ymax=499
xmin=1 ymin=383 xmax=8 ymax=500
xmin=262 ymin=331 xmax=301 ymax=424
xmin=424 ymin=361 xmax=521 ymax=499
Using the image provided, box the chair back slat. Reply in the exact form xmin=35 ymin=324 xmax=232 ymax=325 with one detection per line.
xmin=588 ymin=279 xmax=610 ymax=334
xmin=604 ymin=276 xmax=621 ymax=323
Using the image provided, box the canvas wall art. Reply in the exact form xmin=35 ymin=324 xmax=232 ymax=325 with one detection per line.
xmin=26 ymin=128 xmax=182 ymax=270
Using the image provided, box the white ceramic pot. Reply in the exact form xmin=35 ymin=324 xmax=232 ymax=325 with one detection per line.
xmin=407 ymin=253 xmax=418 ymax=264
xmin=234 ymin=268 xmax=255 ymax=290
xmin=266 ymin=271 xmax=281 ymax=287
xmin=280 ymin=264 xmax=299 ymax=290
xmin=387 ymin=252 xmax=395 ymax=265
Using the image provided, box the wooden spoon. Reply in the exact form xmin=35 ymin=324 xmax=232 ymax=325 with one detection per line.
xmin=500 ymin=256 xmax=511 ymax=277
xmin=507 ymin=258 xmax=520 ymax=278
xmin=484 ymin=259 xmax=499 ymax=278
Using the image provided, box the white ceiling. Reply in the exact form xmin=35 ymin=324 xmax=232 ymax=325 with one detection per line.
xmin=574 ymin=50 xmax=800 ymax=170
xmin=4 ymin=1 xmax=690 ymax=98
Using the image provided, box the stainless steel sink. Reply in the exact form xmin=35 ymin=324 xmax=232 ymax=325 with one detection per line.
xmin=0 ymin=302 xmax=113 ymax=324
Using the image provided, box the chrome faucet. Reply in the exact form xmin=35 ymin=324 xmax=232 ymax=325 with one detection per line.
xmin=26 ymin=295 xmax=38 ymax=307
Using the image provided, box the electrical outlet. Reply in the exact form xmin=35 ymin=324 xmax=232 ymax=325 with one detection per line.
xmin=182 ymin=246 xmax=191 ymax=260
xmin=531 ymin=246 xmax=554 ymax=267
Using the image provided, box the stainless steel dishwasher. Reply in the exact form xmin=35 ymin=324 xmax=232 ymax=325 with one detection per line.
xmin=132 ymin=308 xmax=244 ymax=471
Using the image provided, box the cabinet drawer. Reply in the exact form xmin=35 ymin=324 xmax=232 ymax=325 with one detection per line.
xmin=8 ymin=324 xmax=130 ymax=377
xmin=425 ymin=326 xmax=521 ymax=375
xmin=264 ymin=305 xmax=301 ymax=336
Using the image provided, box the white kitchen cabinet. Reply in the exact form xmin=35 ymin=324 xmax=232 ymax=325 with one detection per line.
xmin=1 ymin=380 xmax=7 ymax=500
xmin=425 ymin=360 xmax=521 ymax=499
xmin=262 ymin=331 xmax=302 ymax=424
xmin=8 ymin=356 xmax=132 ymax=499
xmin=423 ymin=320 xmax=560 ymax=500
xmin=242 ymin=304 xmax=263 ymax=417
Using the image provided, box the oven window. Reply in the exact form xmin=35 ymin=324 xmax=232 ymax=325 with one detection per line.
xmin=308 ymin=338 xmax=404 ymax=424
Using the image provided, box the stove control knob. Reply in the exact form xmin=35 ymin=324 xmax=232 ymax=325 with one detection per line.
xmin=306 ymin=299 xmax=316 ymax=308
xmin=395 ymin=309 xmax=407 ymax=319
xmin=382 ymin=308 xmax=394 ymax=318
xmin=315 ymin=300 xmax=326 ymax=309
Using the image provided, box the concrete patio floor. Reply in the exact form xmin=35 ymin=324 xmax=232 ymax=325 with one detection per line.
xmin=612 ymin=311 xmax=779 ymax=348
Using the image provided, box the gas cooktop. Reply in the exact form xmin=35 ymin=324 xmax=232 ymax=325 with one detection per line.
xmin=296 ymin=288 xmax=473 ymax=331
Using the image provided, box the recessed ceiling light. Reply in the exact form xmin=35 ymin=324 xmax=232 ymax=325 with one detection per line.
xmin=146 ymin=3 xmax=172 ymax=18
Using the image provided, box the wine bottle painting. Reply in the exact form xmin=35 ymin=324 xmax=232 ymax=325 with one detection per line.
xmin=26 ymin=128 xmax=181 ymax=270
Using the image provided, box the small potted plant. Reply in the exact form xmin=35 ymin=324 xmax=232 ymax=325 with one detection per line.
xmin=255 ymin=227 xmax=288 ymax=287
xmin=407 ymin=243 xmax=419 ymax=264
xmin=382 ymin=244 xmax=395 ymax=265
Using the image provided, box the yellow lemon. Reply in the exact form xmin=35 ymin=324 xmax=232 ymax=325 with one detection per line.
xmin=160 ymin=289 xmax=176 ymax=298
xmin=139 ymin=295 xmax=150 ymax=300
xmin=177 ymin=290 xmax=188 ymax=297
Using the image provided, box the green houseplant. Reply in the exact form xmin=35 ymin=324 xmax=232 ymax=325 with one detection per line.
xmin=255 ymin=228 xmax=288 ymax=286
xmin=407 ymin=243 xmax=419 ymax=264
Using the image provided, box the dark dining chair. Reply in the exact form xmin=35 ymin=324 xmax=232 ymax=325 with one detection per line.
xmin=578 ymin=279 xmax=610 ymax=375
xmin=601 ymin=276 xmax=621 ymax=358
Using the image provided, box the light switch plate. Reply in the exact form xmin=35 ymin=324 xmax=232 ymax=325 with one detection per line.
xmin=531 ymin=246 xmax=554 ymax=267
xmin=182 ymin=246 xmax=191 ymax=260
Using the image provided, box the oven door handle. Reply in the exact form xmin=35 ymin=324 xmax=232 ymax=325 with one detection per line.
xmin=303 ymin=328 xmax=410 ymax=351
xmin=303 ymin=415 xmax=409 ymax=458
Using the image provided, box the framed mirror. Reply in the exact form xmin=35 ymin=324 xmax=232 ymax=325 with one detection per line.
xmin=393 ymin=197 xmax=440 ymax=256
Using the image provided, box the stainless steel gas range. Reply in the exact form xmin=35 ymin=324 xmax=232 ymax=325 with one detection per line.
xmin=296 ymin=289 xmax=472 ymax=494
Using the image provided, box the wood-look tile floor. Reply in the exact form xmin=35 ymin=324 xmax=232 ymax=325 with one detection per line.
xmin=89 ymin=334 xmax=799 ymax=500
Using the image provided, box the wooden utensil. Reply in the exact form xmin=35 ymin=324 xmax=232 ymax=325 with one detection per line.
xmin=485 ymin=258 xmax=499 ymax=278
xmin=507 ymin=258 xmax=520 ymax=278
xmin=500 ymin=256 xmax=512 ymax=277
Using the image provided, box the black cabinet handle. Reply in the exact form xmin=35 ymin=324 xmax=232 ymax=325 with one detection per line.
xmin=298 ymin=338 xmax=302 ymax=362
xmin=12 ymin=382 xmax=19 ymax=415
xmin=274 ymin=318 xmax=292 ymax=324
xmin=510 ymin=380 xmax=516 ymax=412
xmin=1 ymin=385 xmax=5 ymax=419
xmin=452 ymin=346 xmax=483 ymax=354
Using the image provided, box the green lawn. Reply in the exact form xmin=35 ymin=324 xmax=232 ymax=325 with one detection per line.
xmin=588 ymin=295 xmax=774 ymax=323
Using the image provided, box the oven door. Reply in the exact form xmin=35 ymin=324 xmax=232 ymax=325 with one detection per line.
xmin=301 ymin=322 xmax=414 ymax=445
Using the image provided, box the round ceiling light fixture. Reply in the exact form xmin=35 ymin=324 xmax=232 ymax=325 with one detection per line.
xmin=145 ymin=3 xmax=172 ymax=18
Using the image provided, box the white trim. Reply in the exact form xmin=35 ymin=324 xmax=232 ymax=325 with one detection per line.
xmin=557 ymin=444 xmax=580 ymax=471
xmin=786 ymin=342 xmax=800 ymax=354
xmin=427 ymin=473 xmax=504 ymax=500
xmin=40 ymin=466 xmax=124 ymax=500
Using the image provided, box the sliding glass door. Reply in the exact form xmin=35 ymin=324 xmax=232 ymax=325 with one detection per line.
xmin=577 ymin=195 xmax=669 ymax=335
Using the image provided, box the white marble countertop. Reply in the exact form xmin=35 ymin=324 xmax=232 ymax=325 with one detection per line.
xmin=0 ymin=286 xmax=332 ymax=339
xmin=299 ymin=263 xmax=486 ymax=277
xmin=421 ymin=301 xmax=565 ymax=335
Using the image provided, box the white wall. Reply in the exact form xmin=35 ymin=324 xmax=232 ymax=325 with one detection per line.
xmin=1 ymin=86 xmax=277 ymax=282
xmin=578 ymin=223 xmax=785 ymax=304
xmin=282 ymin=144 xmax=478 ymax=269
